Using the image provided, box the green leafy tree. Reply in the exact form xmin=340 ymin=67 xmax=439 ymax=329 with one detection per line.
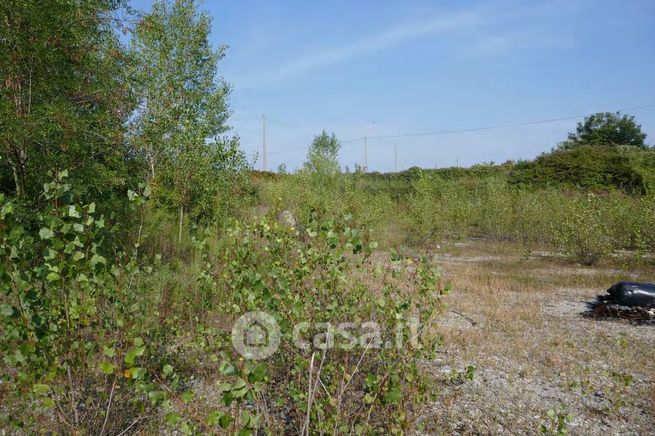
xmin=558 ymin=112 xmax=648 ymax=150
xmin=129 ymin=0 xmax=246 ymax=239
xmin=0 ymin=0 xmax=134 ymax=204
xmin=304 ymin=130 xmax=341 ymax=174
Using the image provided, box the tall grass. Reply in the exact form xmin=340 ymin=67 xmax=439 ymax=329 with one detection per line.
xmin=258 ymin=171 xmax=655 ymax=265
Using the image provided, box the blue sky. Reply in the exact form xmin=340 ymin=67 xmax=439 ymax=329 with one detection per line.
xmin=131 ymin=0 xmax=655 ymax=172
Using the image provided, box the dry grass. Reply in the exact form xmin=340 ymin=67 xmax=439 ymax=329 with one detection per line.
xmin=417 ymin=240 xmax=655 ymax=434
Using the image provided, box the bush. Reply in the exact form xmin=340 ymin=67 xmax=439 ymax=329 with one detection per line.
xmin=509 ymin=146 xmax=655 ymax=194
xmin=0 ymin=171 xmax=447 ymax=433
xmin=552 ymin=194 xmax=613 ymax=265
xmin=210 ymin=215 xmax=446 ymax=433
xmin=0 ymin=172 xmax=165 ymax=432
xmin=408 ymin=172 xmax=474 ymax=242
xmin=258 ymin=171 xmax=400 ymax=247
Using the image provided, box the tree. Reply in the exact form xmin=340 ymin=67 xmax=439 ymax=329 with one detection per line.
xmin=0 ymin=0 xmax=134 ymax=204
xmin=558 ymin=112 xmax=648 ymax=150
xmin=304 ymin=130 xmax=341 ymax=174
xmin=129 ymin=0 xmax=246 ymax=239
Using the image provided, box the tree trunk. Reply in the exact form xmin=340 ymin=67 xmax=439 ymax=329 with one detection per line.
xmin=7 ymin=147 xmax=26 ymax=197
xmin=11 ymin=164 xmax=22 ymax=197
xmin=178 ymin=205 xmax=184 ymax=243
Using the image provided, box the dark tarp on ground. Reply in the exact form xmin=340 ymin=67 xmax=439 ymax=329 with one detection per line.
xmin=607 ymin=281 xmax=655 ymax=307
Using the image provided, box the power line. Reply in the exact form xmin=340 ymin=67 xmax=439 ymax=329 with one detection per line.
xmin=256 ymin=114 xmax=319 ymax=136
xmin=340 ymin=104 xmax=655 ymax=144
xmin=265 ymin=116 xmax=297 ymax=130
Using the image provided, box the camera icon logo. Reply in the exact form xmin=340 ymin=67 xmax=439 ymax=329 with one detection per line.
xmin=231 ymin=311 xmax=281 ymax=360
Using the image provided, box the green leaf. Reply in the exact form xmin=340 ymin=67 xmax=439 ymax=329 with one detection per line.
xmin=0 ymin=304 xmax=14 ymax=317
xmin=87 ymin=202 xmax=96 ymax=214
xmin=131 ymin=367 xmax=147 ymax=379
xmin=383 ymin=387 xmax=402 ymax=404
xmin=249 ymin=363 xmax=266 ymax=383
xmin=232 ymin=377 xmax=246 ymax=390
xmin=163 ymin=364 xmax=174 ymax=376
xmin=124 ymin=346 xmax=145 ymax=365
xmin=90 ymin=254 xmax=107 ymax=268
xmin=219 ymin=361 xmax=235 ymax=376
xmin=32 ymin=384 xmax=50 ymax=395
xmin=207 ymin=411 xmax=223 ymax=426
xmin=181 ymin=390 xmax=194 ymax=403
xmin=68 ymin=205 xmax=80 ymax=218
xmin=240 ymin=410 xmax=251 ymax=426
xmin=232 ymin=387 xmax=248 ymax=398
xmin=46 ymin=272 xmax=61 ymax=282
xmin=218 ymin=414 xmax=234 ymax=429
xmin=222 ymin=391 xmax=234 ymax=406
xmin=232 ymin=378 xmax=248 ymax=398
xmin=100 ymin=362 xmax=116 ymax=375
xmin=73 ymin=223 xmax=84 ymax=233
xmin=148 ymin=390 xmax=166 ymax=405
xmin=1 ymin=202 xmax=13 ymax=219
xmin=217 ymin=382 xmax=232 ymax=392
xmin=103 ymin=346 xmax=115 ymax=357
xmin=72 ymin=251 xmax=85 ymax=261
xmin=180 ymin=422 xmax=191 ymax=435
xmin=165 ymin=412 xmax=181 ymax=425
xmin=39 ymin=228 xmax=54 ymax=240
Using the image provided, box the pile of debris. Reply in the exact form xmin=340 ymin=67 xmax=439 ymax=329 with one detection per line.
xmin=591 ymin=281 xmax=655 ymax=325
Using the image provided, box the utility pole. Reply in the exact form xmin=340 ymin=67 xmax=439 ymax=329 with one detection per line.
xmin=364 ymin=136 xmax=368 ymax=171
xmin=394 ymin=142 xmax=398 ymax=172
xmin=261 ymin=114 xmax=267 ymax=171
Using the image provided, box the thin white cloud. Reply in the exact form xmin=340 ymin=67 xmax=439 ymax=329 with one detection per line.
xmin=277 ymin=12 xmax=480 ymax=77
xmin=234 ymin=0 xmax=576 ymax=89
xmin=236 ymin=9 xmax=484 ymax=88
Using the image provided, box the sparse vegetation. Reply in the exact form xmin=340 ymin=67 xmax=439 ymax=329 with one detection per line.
xmin=259 ymin=169 xmax=655 ymax=265
xmin=1 ymin=0 xmax=654 ymax=434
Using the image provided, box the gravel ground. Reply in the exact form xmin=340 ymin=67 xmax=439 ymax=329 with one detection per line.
xmin=417 ymin=243 xmax=655 ymax=435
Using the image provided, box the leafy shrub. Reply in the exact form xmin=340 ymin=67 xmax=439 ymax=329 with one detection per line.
xmin=207 ymin=215 xmax=447 ymax=433
xmin=474 ymin=176 xmax=516 ymax=240
xmin=408 ymin=172 xmax=474 ymax=242
xmin=509 ymin=146 xmax=655 ymax=194
xmin=552 ymin=194 xmax=613 ymax=265
xmin=263 ymin=167 xmax=655 ymax=265
xmin=0 ymin=172 xmax=166 ymax=432
xmin=0 ymin=171 xmax=447 ymax=433
xmin=259 ymin=171 xmax=399 ymax=247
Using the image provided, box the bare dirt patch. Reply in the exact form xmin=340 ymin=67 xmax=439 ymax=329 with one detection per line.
xmin=419 ymin=241 xmax=655 ymax=434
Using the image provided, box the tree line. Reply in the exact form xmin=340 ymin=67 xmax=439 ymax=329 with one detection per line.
xmin=0 ymin=0 xmax=247 ymax=237
xmin=1 ymin=0 xmax=651 ymax=227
